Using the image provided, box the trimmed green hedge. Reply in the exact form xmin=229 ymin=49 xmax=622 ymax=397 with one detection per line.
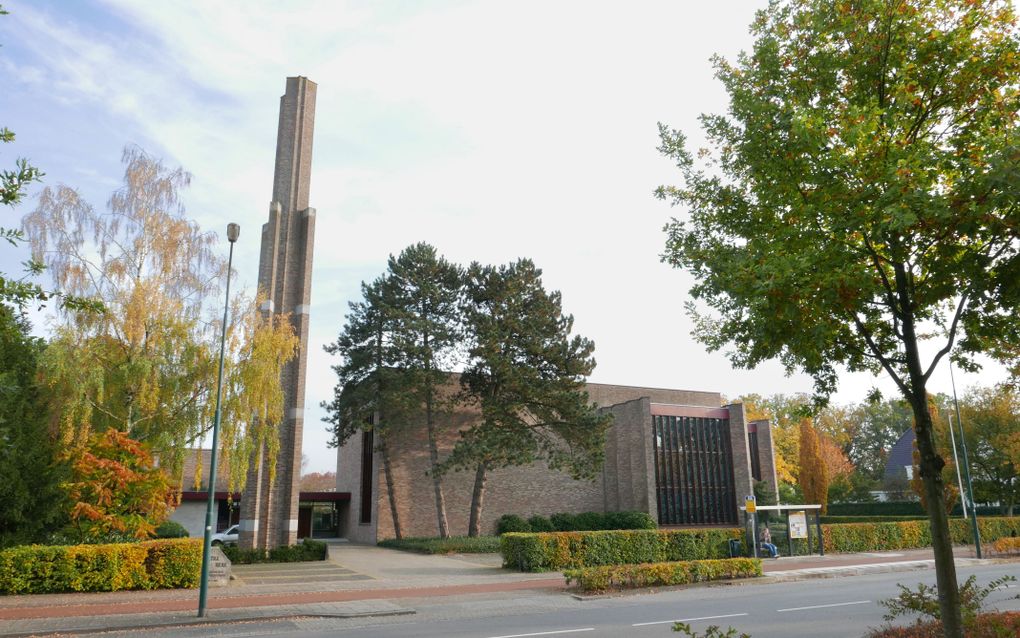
xmin=827 ymin=502 xmax=1001 ymax=517
xmin=501 ymin=528 xmax=743 ymax=572
xmin=496 ymin=511 xmax=657 ymax=535
xmin=565 ymin=557 xmax=762 ymax=592
xmin=0 ymin=539 xmax=202 ymax=594
xmin=820 ymin=515 xmax=928 ymax=524
xmin=377 ymin=535 xmax=502 ymax=554
xmin=822 ymin=517 xmax=1020 ymax=553
xmin=222 ymin=538 xmax=327 ymax=564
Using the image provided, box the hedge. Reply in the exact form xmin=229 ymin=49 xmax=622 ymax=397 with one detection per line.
xmin=501 ymin=528 xmax=742 ymax=572
xmin=496 ymin=511 xmax=656 ymax=535
xmin=0 ymin=539 xmax=202 ymax=594
xmin=992 ymin=537 xmax=1020 ymax=555
xmin=827 ymin=502 xmax=1002 ymax=517
xmin=865 ymin=612 xmax=1020 ymax=638
xmin=223 ymin=538 xmax=328 ymax=564
xmin=820 ymin=515 xmax=928 ymax=524
xmin=822 ymin=517 xmax=1020 ymax=553
xmin=564 ymin=557 xmax=762 ymax=593
xmin=378 ymin=535 xmax=502 ymax=554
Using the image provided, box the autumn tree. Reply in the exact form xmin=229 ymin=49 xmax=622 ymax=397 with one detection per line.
xmin=22 ymin=147 xmax=297 ymax=489
xmin=657 ymin=2 xmax=1020 ymax=633
xmin=798 ymin=419 xmax=829 ymax=513
xmin=441 ymin=259 xmax=611 ymax=536
xmin=62 ymin=429 xmax=172 ymax=543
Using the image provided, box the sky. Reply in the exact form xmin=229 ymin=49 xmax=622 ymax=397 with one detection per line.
xmin=0 ymin=1 xmax=1008 ymax=474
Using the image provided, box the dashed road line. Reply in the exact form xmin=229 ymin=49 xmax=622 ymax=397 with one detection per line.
xmin=487 ymin=629 xmax=595 ymax=638
xmin=777 ymin=600 xmax=871 ymax=612
xmin=632 ymin=613 xmax=749 ymax=627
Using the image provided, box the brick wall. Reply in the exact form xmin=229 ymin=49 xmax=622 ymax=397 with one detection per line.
xmin=750 ymin=418 xmax=780 ymax=503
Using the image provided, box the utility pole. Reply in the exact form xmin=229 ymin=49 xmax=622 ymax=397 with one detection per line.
xmin=950 ymin=360 xmax=981 ymax=559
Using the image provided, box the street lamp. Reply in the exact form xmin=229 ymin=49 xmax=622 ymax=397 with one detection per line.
xmin=198 ymin=222 xmax=239 ymax=618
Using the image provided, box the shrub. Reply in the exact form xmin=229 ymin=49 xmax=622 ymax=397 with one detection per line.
xmin=496 ymin=514 xmax=531 ymax=535
xmin=154 ymin=521 xmax=189 ymax=539
xmin=223 ymin=538 xmax=327 ymax=564
xmin=564 ymin=557 xmax=761 ymax=592
xmin=574 ymin=512 xmax=604 ymax=531
xmin=821 ymin=517 xmax=1020 ymax=553
xmin=527 ymin=515 xmax=555 ymax=532
xmin=992 ymin=536 xmax=1020 ymax=554
xmin=501 ymin=528 xmax=743 ymax=572
xmin=827 ymin=502 xmax=1000 ymax=517
xmin=605 ymin=511 xmax=657 ymax=530
xmin=865 ymin=613 xmax=1020 ymax=638
xmin=377 ymin=535 xmax=501 ymax=554
xmin=820 ymin=515 xmax=927 ymax=524
xmin=0 ymin=539 xmax=201 ymax=594
xmin=550 ymin=512 xmax=577 ymax=531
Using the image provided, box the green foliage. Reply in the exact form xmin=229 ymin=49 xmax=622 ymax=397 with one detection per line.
xmin=828 ymin=501 xmax=999 ymax=517
xmin=820 ymin=515 xmax=927 ymax=524
xmin=498 ymin=511 xmax=656 ymax=535
xmin=657 ymin=1 xmax=1020 ymax=630
xmin=527 ymin=515 xmax=555 ymax=532
xmin=565 ymin=557 xmax=761 ymax=593
xmin=153 ymin=520 xmax=189 ymax=539
xmin=0 ymin=539 xmax=201 ymax=594
xmin=880 ymin=575 xmax=1018 ymax=627
xmin=497 ymin=515 xmax=531 ymax=534
xmin=0 ymin=307 xmax=69 ymax=548
xmin=221 ymin=538 xmax=327 ymax=564
xmin=822 ymin=517 xmax=1020 ymax=553
xmin=376 ymin=535 xmax=501 ymax=554
xmin=673 ymin=623 xmax=751 ymax=638
xmin=501 ymin=528 xmax=742 ymax=572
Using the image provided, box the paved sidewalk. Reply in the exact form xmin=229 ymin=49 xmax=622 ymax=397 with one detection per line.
xmin=0 ymin=541 xmax=1005 ymax=637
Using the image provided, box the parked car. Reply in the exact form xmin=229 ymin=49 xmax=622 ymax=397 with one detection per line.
xmin=211 ymin=524 xmax=238 ymax=545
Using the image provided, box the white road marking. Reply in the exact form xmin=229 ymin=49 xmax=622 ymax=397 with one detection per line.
xmin=632 ymin=613 xmax=749 ymax=627
xmin=486 ymin=629 xmax=595 ymax=638
xmin=777 ymin=600 xmax=871 ymax=612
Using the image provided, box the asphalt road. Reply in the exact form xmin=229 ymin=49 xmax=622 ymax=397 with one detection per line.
xmin=88 ymin=563 xmax=1020 ymax=638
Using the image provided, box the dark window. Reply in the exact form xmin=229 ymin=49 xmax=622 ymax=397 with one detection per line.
xmin=359 ymin=430 xmax=374 ymax=524
xmin=748 ymin=430 xmax=762 ymax=482
xmin=652 ymin=415 xmax=738 ymax=525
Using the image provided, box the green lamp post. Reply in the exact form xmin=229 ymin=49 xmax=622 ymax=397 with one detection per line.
xmin=198 ymin=222 xmax=239 ymax=618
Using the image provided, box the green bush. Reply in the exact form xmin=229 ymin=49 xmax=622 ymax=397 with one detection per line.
xmin=821 ymin=517 xmax=1020 ymax=553
xmin=0 ymin=539 xmax=201 ymax=594
xmin=497 ymin=514 xmax=531 ymax=535
xmin=550 ymin=512 xmax=577 ymax=531
xmin=154 ymin=520 xmax=189 ymax=539
xmin=377 ymin=535 xmax=502 ymax=554
xmin=501 ymin=528 xmax=743 ymax=572
xmin=820 ymin=515 xmax=927 ymax=524
xmin=223 ymin=538 xmax=327 ymax=564
xmin=528 ymin=515 xmax=555 ymax=532
xmin=827 ymin=502 xmax=1001 ymax=517
xmin=565 ymin=557 xmax=762 ymax=592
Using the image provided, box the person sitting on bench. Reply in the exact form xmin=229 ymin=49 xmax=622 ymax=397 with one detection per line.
xmin=759 ymin=525 xmax=779 ymax=558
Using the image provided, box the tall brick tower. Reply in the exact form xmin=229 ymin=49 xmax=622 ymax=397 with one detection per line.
xmin=239 ymin=76 xmax=317 ymax=550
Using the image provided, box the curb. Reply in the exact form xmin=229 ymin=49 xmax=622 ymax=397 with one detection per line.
xmin=0 ymin=606 xmax=416 ymax=638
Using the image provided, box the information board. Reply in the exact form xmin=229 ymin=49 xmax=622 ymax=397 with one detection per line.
xmin=789 ymin=510 xmax=808 ymax=539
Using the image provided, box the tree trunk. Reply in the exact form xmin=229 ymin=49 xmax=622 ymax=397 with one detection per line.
xmin=377 ymin=428 xmax=402 ymax=540
xmin=423 ymin=329 xmax=450 ymax=539
xmin=468 ymin=462 xmax=488 ymax=537
xmin=896 ymin=263 xmax=964 ymax=638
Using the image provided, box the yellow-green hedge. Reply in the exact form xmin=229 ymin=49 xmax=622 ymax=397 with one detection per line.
xmin=564 ymin=557 xmax=762 ymax=592
xmin=501 ymin=528 xmax=743 ymax=572
xmin=0 ymin=539 xmax=202 ymax=594
xmin=992 ymin=537 xmax=1020 ymax=554
xmin=822 ymin=517 xmax=1020 ymax=553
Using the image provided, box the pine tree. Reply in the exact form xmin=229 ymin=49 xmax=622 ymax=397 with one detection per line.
xmin=444 ymin=259 xmax=611 ymax=536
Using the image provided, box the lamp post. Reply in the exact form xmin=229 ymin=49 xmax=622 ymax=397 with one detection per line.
xmin=198 ymin=222 xmax=239 ymax=618
xmin=949 ymin=359 xmax=981 ymax=559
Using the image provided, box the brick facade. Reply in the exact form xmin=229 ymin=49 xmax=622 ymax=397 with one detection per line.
xmin=240 ymin=76 xmax=317 ymax=550
xmin=335 ymin=379 xmax=775 ymax=541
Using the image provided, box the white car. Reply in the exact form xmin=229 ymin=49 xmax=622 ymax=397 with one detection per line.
xmin=211 ymin=524 xmax=238 ymax=545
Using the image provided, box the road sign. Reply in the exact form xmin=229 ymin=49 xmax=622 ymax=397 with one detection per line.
xmin=745 ymin=495 xmax=756 ymax=513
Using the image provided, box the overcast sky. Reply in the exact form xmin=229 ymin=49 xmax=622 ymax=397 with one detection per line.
xmin=1 ymin=1 xmax=1006 ymax=473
